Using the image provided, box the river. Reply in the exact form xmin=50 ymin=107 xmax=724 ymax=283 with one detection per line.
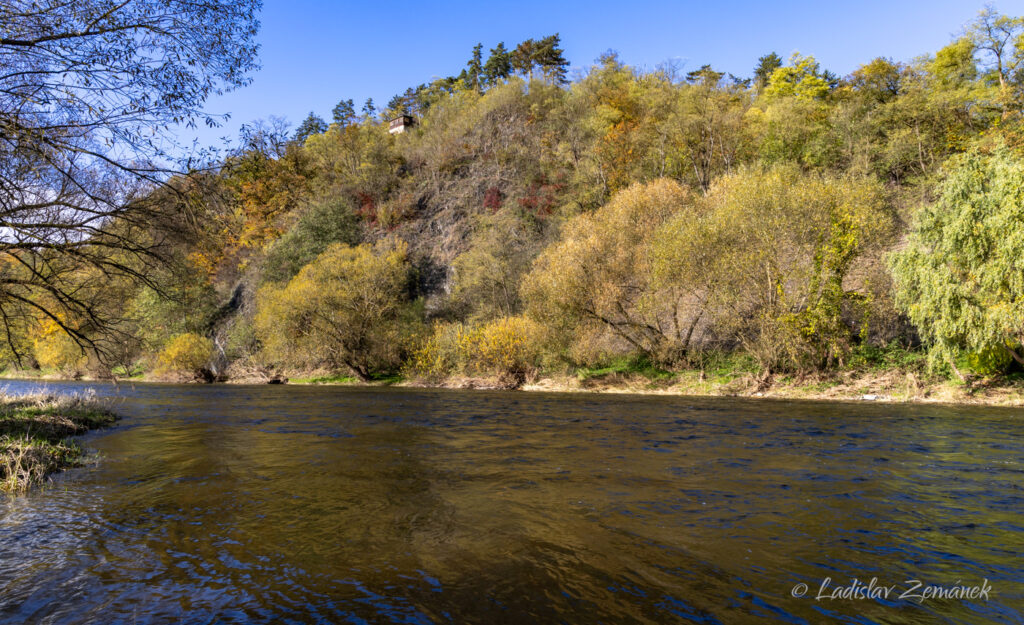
xmin=0 ymin=380 xmax=1020 ymax=624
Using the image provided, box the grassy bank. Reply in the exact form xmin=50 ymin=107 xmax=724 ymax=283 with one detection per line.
xmin=0 ymin=393 xmax=117 ymax=494
xmin=404 ymin=349 xmax=1024 ymax=407
xmin=4 ymin=346 xmax=1024 ymax=408
xmin=517 ymin=370 xmax=1024 ymax=406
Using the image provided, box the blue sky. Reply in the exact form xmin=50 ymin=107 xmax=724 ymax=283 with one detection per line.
xmin=182 ymin=0 xmax=1022 ymax=149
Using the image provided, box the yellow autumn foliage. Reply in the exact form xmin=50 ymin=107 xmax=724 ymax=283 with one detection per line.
xmin=158 ymin=333 xmax=214 ymax=374
xmin=254 ymin=240 xmax=414 ymax=380
xmin=409 ymin=316 xmax=542 ymax=384
xmin=32 ymin=319 xmax=87 ymax=372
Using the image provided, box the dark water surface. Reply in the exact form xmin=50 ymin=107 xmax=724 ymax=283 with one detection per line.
xmin=0 ymin=381 xmax=1021 ymax=624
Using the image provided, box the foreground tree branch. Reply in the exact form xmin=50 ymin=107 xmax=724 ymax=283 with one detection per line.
xmin=0 ymin=0 xmax=261 ymax=367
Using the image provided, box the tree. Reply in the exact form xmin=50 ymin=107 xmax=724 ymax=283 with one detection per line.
xmin=667 ymin=68 xmax=750 ymax=192
xmin=483 ymin=42 xmax=513 ymax=86
xmin=848 ymin=58 xmax=904 ymax=102
xmin=511 ymin=39 xmax=538 ymax=79
xmin=332 ymin=99 xmax=357 ymax=127
xmin=238 ymin=117 xmax=292 ymax=160
xmin=261 ymin=196 xmax=362 ymax=284
xmin=0 ymin=0 xmax=260 ymax=365
xmin=891 ymin=146 xmax=1024 ymax=376
xmin=362 ymin=98 xmax=377 ymax=119
xmin=754 ymin=52 xmax=783 ymax=91
xmin=685 ymin=64 xmax=724 ymax=86
xmin=386 ymin=87 xmax=422 ymax=118
xmin=662 ymin=165 xmax=891 ymax=371
xmin=931 ymin=38 xmax=979 ymax=87
xmin=294 ymin=112 xmax=327 ymax=143
xmin=523 ymin=179 xmax=697 ymax=364
xmin=966 ymin=6 xmax=1024 ymax=112
xmin=254 ymin=241 xmax=415 ymax=380
xmin=535 ymin=34 xmax=570 ymax=84
xmin=466 ymin=43 xmax=484 ymax=92
xmin=451 ymin=210 xmax=542 ymax=321
xmin=763 ymin=53 xmax=832 ymax=100
xmin=510 ymin=35 xmax=569 ymax=84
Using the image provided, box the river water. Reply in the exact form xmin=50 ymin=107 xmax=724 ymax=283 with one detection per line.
xmin=0 ymin=380 xmax=1020 ymax=624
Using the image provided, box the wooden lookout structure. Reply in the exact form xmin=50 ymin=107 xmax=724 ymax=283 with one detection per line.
xmin=388 ymin=114 xmax=415 ymax=134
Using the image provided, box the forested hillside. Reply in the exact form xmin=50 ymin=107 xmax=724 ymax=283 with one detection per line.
xmin=14 ymin=7 xmax=1024 ymax=393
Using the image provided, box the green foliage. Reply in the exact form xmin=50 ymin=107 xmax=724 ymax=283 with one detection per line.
xmin=510 ymin=35 xmax=569 ymax=83
xmin=848 ymin=57 xmax=904 ymax=103
xmin=294 ymin=112 xmax=328 ymax=143
xmin=483 ymin=42 xmax=513 ymax=86
xmin=127 ymin=266 xmax=220 ymax=354
xmin=754 ymin=52 xmax=783 ymax=91
xmin=18 ymin=10 xmax=1024 ymax=389
xmin=332 ymin=99 xmax=357 ymax=127
xmin=965 ymin=6 xmax=1024 ymax=110
xmin=575 ymin=355 xmax=675 ymax=383
xmin=262 ymin=196 xmax=362 ymax=284
xmin=847 ymin=341 xmax=930 ymax=373
xmin=451 ymin=210 xmax=542 ymax=321
xmin=931 ymin=38 xmax=978 ymax=87
xmin=891 ymin=145 xmax=1024 ymax=373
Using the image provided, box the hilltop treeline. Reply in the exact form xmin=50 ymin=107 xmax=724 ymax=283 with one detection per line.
xmin=15 ymin=9 xmax=1024 ymax=387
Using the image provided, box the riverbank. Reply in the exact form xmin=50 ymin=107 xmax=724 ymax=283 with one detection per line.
xmin=275 ymin=367 xmax=1024 ymax=407
xmin=402 ymin=370 xmax=1024 ymax=407
xmin=4 ymin=365 xmax=1024 ymax=407
xmin=0 ymin=393 xmax=117 ymax=494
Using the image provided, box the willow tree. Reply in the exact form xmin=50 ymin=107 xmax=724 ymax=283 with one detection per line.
xmin=891 ymin=146 xmax=1024 ymax=376
xmin=254 ymin=241 xmax=415 ymax=380
xmin=0 ymin=0 xmax=260 ymax=365
xmin=522 ymin=179 xmax=696 ymax=365
xmin=653 ymin=165 xmax=891 ymax=372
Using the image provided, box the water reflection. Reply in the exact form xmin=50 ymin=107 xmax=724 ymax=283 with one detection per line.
xmin=0 ymin=381 xmax=1020 ymax=624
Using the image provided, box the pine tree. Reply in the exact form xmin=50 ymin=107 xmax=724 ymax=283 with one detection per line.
xmin=754 ymin=52 xmax=783 ymax=91
xmin=332 ymin=98 xmax=356 ymax=127
xmin=362 ymin=98 xmax=376 ymax=119
xmin=467 ymin=43 xmax=483 ymax=92
xmin=483 ymin=42 xmax=512 ymax=86
xmin=535 ymin=34 xmax=569 ymax=84
xmin=294 ymin=112 xmax=327 ymax=143
xmin=511 ymin=39 xmax=537 ymax=79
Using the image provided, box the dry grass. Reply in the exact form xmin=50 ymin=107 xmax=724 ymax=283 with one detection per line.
xmin=0 ymin=391 xmax=117 ymax=495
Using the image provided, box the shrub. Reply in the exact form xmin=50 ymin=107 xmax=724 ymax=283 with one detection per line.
xmin=407 ymin=322 xmax=470 ymax=381
xmin=158 ymin=333 xmax=214 ymax=375
xmin=462 ymin=316 xmax=543 ymax=384
xmin=409 ymin=317 xmax=542 ymax=385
